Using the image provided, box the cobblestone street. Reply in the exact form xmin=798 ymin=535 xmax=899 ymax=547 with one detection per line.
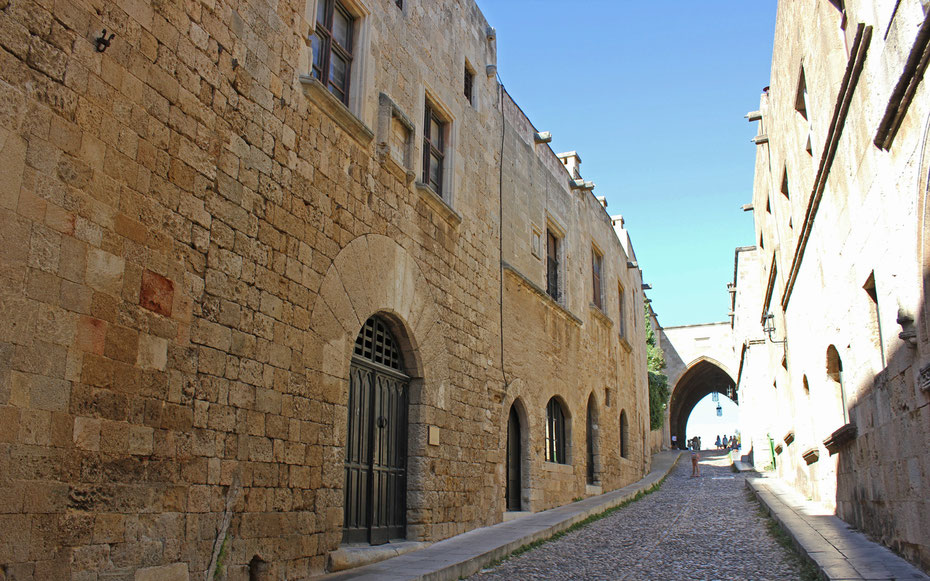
xmin=470 ymin=451 xmax=806 ymax=581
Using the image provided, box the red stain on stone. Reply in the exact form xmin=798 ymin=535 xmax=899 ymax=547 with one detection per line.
xmin=140 ymin=270 xmax=174 ymax=317
xmin=76 ymin=316 xmax=107 ymax=355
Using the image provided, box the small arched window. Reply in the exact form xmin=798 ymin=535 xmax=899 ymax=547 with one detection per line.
xmin=619 ymin=409 xmax=629 ymax=459
xmin=826 ymin=345 xmax=848 ymax=423
xmin=545 ymin=397 xmax=567 ymax=464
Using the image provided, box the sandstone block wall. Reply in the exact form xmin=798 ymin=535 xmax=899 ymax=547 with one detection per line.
xmin=734 ymin=0 xmax=930 ymax=570
xmin=0 ymin=0 xmax=652 ymax=577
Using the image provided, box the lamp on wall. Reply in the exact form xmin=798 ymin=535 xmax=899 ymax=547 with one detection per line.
xmin=716 ymin=402 xmax=723 ymax=417
xmin=763 ymin=311 xmax=787 ymax=344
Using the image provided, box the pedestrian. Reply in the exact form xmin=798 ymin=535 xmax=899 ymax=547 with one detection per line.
xmin=691 ymin=448 xmax=701 ymax=477
xmin=715 ymin=435 xmax=721 ymax=449
xmin=722 ymin=434 xmax=728 ymax=450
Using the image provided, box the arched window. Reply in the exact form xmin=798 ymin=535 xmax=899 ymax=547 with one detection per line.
xmin=619 ymin=409 xmax=629 ymax=459
xmin=545 ymin=397 xmax=567 ymax=464
xmin=586 ymin=394 xmax=599 ymax=484
xmin=826 ymin=345 xmax=848 ymax=424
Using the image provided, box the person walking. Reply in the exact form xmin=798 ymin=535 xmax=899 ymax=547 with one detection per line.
xmin=715 ymin=435 xmax=722 ymax=449
xmin=691 ymin=448 xmax=701 ymax=477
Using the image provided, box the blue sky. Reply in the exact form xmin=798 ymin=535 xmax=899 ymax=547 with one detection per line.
xmin=477 ymin=1 xmax=777 ymax=326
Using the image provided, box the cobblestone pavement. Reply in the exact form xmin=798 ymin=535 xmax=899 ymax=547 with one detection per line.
xmin=470 ymin=451 xmax=805 ymax=581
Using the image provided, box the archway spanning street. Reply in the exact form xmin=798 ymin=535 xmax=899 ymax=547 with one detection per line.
xmin=668 ymin=359 xmax=737 ymax=449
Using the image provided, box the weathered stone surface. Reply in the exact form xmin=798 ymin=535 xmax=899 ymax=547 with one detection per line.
xmin=729 ymin=1 xmax=930 ymax=573
xmin=0 ymin=0 xmax=654 ymax=577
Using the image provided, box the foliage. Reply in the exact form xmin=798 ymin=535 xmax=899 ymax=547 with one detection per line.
xmin=645 ymin=303 xmax=670 ymax=431
xmin=214 ymin=534 xmax=229 ymax=581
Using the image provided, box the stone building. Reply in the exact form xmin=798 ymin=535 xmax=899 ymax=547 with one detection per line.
xmin=0 ymin=0 xmax=652 ymax=578
xmin=732 ymin=0 xmax=930 ymax=571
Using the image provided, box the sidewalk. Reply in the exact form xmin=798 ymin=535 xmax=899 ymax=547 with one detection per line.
xmin=747 ymin=475 xmax=929 ymax=580
xmin=315 ymin=450 xmax=683 ymax=580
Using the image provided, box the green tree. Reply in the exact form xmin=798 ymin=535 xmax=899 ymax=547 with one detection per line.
xmin=645 ymin=303 xmax=670 ymax=430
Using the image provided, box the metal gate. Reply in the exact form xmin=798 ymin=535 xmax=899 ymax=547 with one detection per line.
xmin=343 ymin=317 xmax=409 ymax=545
xmin=506 ymin=405 xmax=521 ymax=511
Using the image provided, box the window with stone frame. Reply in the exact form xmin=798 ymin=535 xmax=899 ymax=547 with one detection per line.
xmin=546 ymin=228 xmax=561 ymax=302
xmin=464 ymin=63 xmax=475 ymax=105
xmin=618 ymin=283 xmax=627 ymax=339
xmin=423 ymin=100 xmax=447 ymax=196
xmin=545 ymin=397 xmax=568 ymax=464
xmin=591 ymin=246 xmax=603 ymax=310
xmin=310 ymin=0 xmax=356 ymax=106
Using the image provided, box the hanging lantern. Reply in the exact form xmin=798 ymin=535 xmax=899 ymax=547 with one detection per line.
xmin=712 ymin=392 xmax=719 ymax=402
xmin=716 ymin=402 xmax=723 ymax=417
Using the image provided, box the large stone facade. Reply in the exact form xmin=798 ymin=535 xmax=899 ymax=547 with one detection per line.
xmin=0 ymin=0 xmax=653 ymax=578
xmin=732 ymin=0 xmax=930 ymax=571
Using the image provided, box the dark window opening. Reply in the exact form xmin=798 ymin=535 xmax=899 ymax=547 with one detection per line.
xmin=546 ymin=229 xmax=560 ymax=302
xmin=464 ymin=66 xmax=474 ymax=105
xmin=422 ymin=101 xmax=446 ymax=196
xmin=592 ymin=247 xmax=603 ymax=309
xmin=618 ymin=286 xmax=626 ymax=339
xmin=311 ymin=0 xmax=355 ymax=106
xmin=545 ymin=397 xmax=567 ymax=464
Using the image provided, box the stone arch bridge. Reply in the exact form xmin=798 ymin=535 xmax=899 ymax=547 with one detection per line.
xmin=658 ymin=322 xmax=738 ymax=448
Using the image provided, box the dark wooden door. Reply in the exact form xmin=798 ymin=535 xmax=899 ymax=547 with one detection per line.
xmin=506 ymin=406 xmax=521 ymax=511
xmin=344 ymin=317 xmax=408 ymax=545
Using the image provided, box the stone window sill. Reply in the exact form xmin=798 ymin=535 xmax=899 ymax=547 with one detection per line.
xmin=543 ymin=461 xmax=573 ymax=474
xmin=618 ymin=335 xmax=632 ymax=353
xmin=502 ymin=262 xmax=583 ymax=326
xmin=383 ymin=152 xmax=415 ymax=185
xmin=298 ymin=74 xmax=374 ymax=147
xmin=823 ymin=422 xmax=857 ymax=455
xmin=414 ymin=182 xmax=462 ymax=226
xmin=589 ymin=303 xmax=613 ymax=328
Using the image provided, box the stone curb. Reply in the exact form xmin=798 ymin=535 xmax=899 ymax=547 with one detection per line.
xmin=315 ymin=450 xmax=683 ymax=580
xmin=746 ymin=476 xmax=929 ymax=581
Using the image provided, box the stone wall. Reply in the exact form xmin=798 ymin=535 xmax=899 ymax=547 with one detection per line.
xmin=0 ymin=0 xmax=651 ymax=577
xmin=498 ymin=91 xmax=650 ymax=511
xmin=733 ymin=0 xmax=930 ymax=571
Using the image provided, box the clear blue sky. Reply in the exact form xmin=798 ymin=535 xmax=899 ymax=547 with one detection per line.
xmin=477 ymin=1 xmax=777 ymax=327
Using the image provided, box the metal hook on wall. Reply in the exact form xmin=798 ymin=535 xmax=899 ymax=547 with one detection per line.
xmin=95 ymin=29 xmax=115 ymax=52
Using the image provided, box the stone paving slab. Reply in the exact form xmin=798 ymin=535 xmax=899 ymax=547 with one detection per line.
xmin=747 ymin=475 xmax=929 ymax=580
xmin=313 ymin=450 xmax=682 ymax=580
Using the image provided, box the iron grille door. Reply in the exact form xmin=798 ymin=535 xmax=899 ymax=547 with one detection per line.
xmin=506 ymin=406 xmax=521 ymax=511
xmin=344 ymin=316 xmax=409 ymax=545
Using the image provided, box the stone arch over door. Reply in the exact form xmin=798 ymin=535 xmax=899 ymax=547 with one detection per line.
xmin=667 ymin=358 xmax=737 ymax=449
xmin=307 ymin=234 xmax=449 ymax=546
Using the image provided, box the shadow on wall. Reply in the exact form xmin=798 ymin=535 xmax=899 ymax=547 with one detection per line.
xmin=831 ymin=293 xmax=929 ymax=573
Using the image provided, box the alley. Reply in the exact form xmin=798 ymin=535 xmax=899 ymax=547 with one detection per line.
xmin=470 ymin=451 xmax=805 ymax=581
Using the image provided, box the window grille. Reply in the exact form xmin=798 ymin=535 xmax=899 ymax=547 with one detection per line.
xmin=354 ymin=316 xmax=404 ymax=371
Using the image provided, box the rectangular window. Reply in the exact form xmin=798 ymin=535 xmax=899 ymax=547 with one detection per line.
xmin=464 ymin=66 xmax=474 ymax=105
xmin=546 ymin=228 xmax=560 ymax=302
xmin=423 ymin=101 xmax=446 ymax=196
xmin=592 ymin=247 xmax=603 ymax=309
xmin=618 ymin=285 xmax=626 ymax=339
xmin=311 ymin=0 xmax=355 ymax=105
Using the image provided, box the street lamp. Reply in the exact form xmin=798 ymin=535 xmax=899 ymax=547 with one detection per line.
xmin=763 ymin=311 xmax=787 ymax=344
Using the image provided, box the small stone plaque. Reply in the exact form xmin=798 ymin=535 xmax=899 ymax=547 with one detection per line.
xmin=428 ymin=425 xmax=440 ymax=446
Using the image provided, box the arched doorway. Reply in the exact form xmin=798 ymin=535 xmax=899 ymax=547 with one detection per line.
xmin=505 ymin=404 xmax=522 ymax=511
xmin=667 ymin=359 xmax=737 ymax=448
xmin=344 ymin=316 xmax=410 ymax=545
xmin=586 ymin=394 xmax=599 ymax=484
xmin=619 ymin=409 xmax=629 ymax=459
